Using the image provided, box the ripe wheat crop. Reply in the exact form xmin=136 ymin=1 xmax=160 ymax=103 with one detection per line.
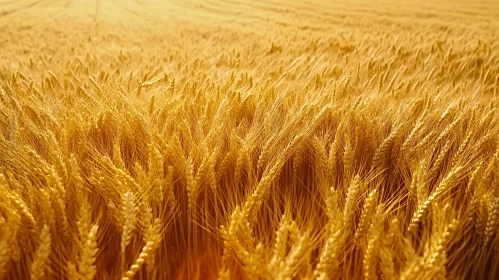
xmin=1 ymin=0 xmax=499 ymax=279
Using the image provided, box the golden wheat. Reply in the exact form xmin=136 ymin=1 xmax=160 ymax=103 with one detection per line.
xmin=1 ymin=0 xmax=499 ymax=279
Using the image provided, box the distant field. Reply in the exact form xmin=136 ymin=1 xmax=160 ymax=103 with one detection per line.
xmin=1 ymin=0 xmax=499 ymax=279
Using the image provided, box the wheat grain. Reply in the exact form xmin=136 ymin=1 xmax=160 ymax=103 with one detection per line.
xmin=379 ymin=246 xmax=395 ymax=280
xmin=257 ymin=135 xmax=277 ymax=176
xmin=78 ymin=225 xmax=99 ymax=280
xmin=327 ymin=122 xmax=343 ymax=183
xmin=271 ymin=215 xmax=289 ymax=265
xmin=278 ymin=233 xmax=309 ymax=279
xmin=30 ymin=225 xmax=51 ymax=280
xmin=185 ymin=158 xmax=197 ymax=212
xmin=50 ymin=185 xmax=71 ymax=241
xmin=355 ymin=189 xmax=377 ymax=244
xmin=121 ymin=192 xmax=135 ymax=254
xmin=313 ymin=136 xmax=328 ymax=177
xmin=372 ymin=124 xmax=401 ymax=169
xmin=165 ymin=166 xmax=176 ymax=209
xmin=401 ymin=115 xmax=426 ymax=156
xmin=363 ymin=205 xmax=383 ymax=280
xmin=313 ymin=227 xmax=342 ymax=278
xmin=343 ymin=136 xmax=354 ymax=184
xmin=485 ymin=198 xmax=499 ymax=246
xmin=343 ymin=175 xmax=361 ymax=231
xmin=0 ymin=241 xmax=9 ymax=278
xmin=409 ymin=166 xmax=463 ymax=231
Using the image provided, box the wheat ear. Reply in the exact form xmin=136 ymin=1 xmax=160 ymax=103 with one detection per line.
xmin=30 ymin=225 xmax=51 ymax=280
xmin=121 ymin=192 xmax=135 ymax=254
xmin=78 ymin=225 xmax=99 ymax=280
xmin=0 ymin=241 xmax=9 ymax=278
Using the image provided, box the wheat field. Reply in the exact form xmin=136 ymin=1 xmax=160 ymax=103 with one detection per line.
xmin=1 ymin=0 xmax=499 ymax=279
